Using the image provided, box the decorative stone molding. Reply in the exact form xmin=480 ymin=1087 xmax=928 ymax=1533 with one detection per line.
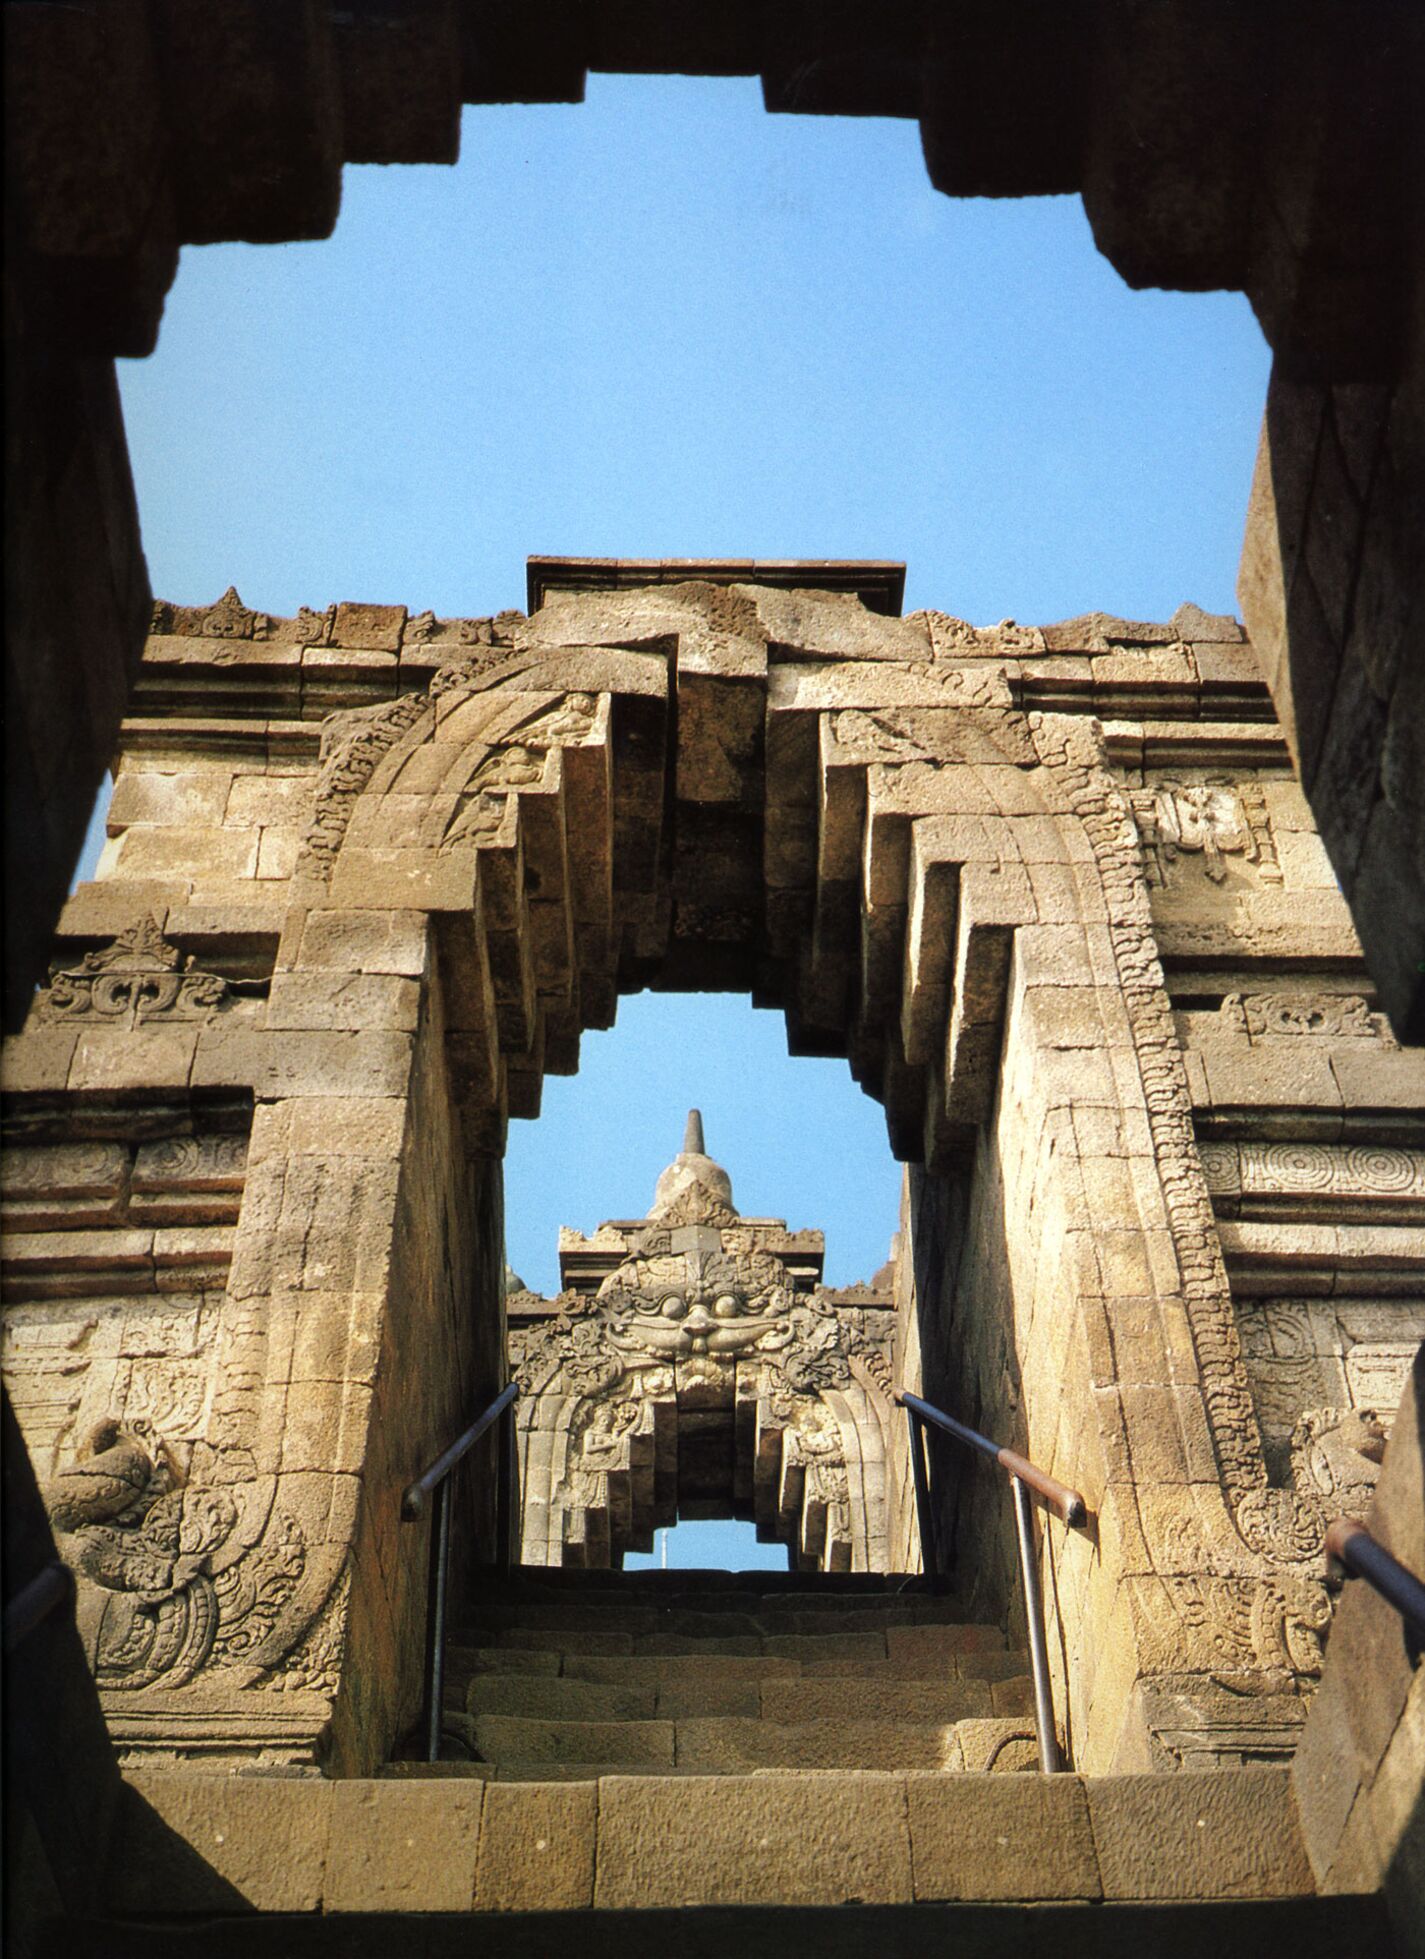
xmin=1201 ymin=1141 xmax=1425 ymax=1208
xmin=296 ymin=691 xmax=432 ymax=877
xmin=1027 ymin=715 xmax=1338 ymax=1617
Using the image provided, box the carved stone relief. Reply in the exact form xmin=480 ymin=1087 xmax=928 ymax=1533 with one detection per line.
xmin=44 ymin=1417 xmax=311 ymax=1692
xmin=1027 ymin=716 xmax=1333 ymax=1636
xmin=1129 ymin=778 xmax=1281 ymax=887
xmin=39 ymin=918 xmax=233 ymax=1026
xmin=296 ymin=692 xmax=432 ymax=877
xmin=1199 ymin=1141 xmax=1425 ymax=1213
xmin=2 ymin=1115 xmax=349 ymax=1753
xmin=512 ymin=1239 xmax=895 ymax=1572
xmin=1231 ymin=1295 xmax=1424 ymax=1506
xmin=1219 ymin=992 xmax=1393 ymax=1042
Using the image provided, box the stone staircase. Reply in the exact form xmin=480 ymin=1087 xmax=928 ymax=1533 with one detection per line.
xmin=51 ymin=1567 xmax=1392 ymax=1955
xmin=424 ymin=1567 xmax=1039 ymax=1780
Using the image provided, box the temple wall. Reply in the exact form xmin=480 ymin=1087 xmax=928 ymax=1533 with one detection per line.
xmin=4 ymin=574 xmax=1422 ymax=1780
xmin=1238 ymin=333 xmax=1425 ymax=1037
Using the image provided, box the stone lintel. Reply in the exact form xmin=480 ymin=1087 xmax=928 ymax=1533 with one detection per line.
xmin=527 ymin=557 xmax=907 ymax=618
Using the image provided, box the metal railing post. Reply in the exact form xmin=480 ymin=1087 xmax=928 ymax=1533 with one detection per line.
xmin=906 ymin=1405 xmax=939 ymax=1583
xmin=1326 ymin=1515 xmax=1425 ymax=1641
xmin=404 ymin=1381 xmax=520 ymax=1765
xmin=1011 ymin=1474 xmax=1061 ymax=1774
xmin=498 ymin=1404 xmax=519 ymax=1571
xmin=423 ymin=1476 xmax=453 ymax=1763
xmin=894 ymin=1390 xmax=1086 ymax=1774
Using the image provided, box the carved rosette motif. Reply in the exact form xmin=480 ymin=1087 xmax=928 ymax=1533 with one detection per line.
xmin=40 ymin=917 xmax=232 ymax=1026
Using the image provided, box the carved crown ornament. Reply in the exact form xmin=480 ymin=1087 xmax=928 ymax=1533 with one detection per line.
xmin=39 ymin=917 xmax=233 ymax=1027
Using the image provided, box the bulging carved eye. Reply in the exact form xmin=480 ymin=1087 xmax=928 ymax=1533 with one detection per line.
xmin=712 ymin=1295 xmax=741 ymax=1319
xmin=659 ymin=1294 xmax=687 ymax=1319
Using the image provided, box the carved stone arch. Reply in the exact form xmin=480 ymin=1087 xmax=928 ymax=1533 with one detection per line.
xmin=9 ymin=573 xmax=1374 ymax=1779
xmin=510 ymin=1234 xmax=896 ymax=1571
xmin=251 ymin=578 xmax=1324 ymax=1767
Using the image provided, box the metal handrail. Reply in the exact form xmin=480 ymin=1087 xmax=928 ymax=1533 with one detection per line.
xmin=1326 ymin=1516 xmax=1425 ymax=1640
xmin=895 ymin=1389 xmax=1090 ymax=1775
xmin=402 ymin=1381 xmax=520 ymax=1762
xmin=3 ymin=1559 xmax=75 ymax=1656
xmin=898 ymin=1391 xmax=1087 ymax=1526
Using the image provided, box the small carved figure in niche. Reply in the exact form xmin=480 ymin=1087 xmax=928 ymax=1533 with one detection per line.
xmin=439 ymin=746 xmax=547 ymax=853
xmin=1291 ymin=1406 xmax=1389 ymax=1514
xmin=1155 ymin=783 xmax=1254 ymax=881
xmin=513 ymin=692 xmax=597 ymax=746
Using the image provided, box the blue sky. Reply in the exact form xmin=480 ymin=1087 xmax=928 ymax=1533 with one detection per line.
xmin=97 ymin=77 xmax=1273 ymax=1567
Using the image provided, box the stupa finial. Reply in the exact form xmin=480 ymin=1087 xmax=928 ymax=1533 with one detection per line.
xmin=647 ymin=1106 xmax=735 ymax=1219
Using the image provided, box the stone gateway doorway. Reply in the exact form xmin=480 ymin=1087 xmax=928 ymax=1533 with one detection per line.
xmin=510 ymin=1111 xmax=897 ymax=1571
xmin=5 ymin=560 xmax=1422 ymax=1787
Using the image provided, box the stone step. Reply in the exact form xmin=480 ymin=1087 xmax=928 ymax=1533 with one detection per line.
xmin=463 ymin=1600 xmax=972 ymax=1637
xmin=53 ymin=1899 xmax=1382 ymax=1959
xmin=468 ymin=1582 xmax=968 ymax=1614
xmin=490 ymin=1567 xmax=935 ymax=1595
xmin=109 ymin=1765 xmax=1324 ymax=1921
xmin=452 ymin=1672 xmax=1034 ymax=1724
xmin=458 ymin=1713 xmax=1038 ymax=1773
xmin=466 ymin=1622 xmax=1004 ymax=1663
xmin=446 ymin=1646 xmax=1031 ymax=1689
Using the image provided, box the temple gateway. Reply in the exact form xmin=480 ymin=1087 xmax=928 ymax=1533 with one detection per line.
xmin=3 ymin=560 xmax=1421 ymax=1942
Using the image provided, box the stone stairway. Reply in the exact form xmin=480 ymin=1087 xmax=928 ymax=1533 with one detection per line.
xmin=55 ymin=1568 xmax=1390 ymax=1954
xmin=426 ymin=1567 xmax=1039 ymax=1779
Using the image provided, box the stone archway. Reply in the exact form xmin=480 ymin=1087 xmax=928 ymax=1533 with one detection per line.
xmin=7 ymin=565 xmax=1420 ymax=1778
xmin=510 ymin=1114 xmax=896 ymax=1571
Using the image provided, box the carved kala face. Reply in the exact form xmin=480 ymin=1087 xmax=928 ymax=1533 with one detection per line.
xmin=617 ymin=1285 xmax=787 ymax=1356
xmin=598 ymin=1249 xmax=795 ymax=1358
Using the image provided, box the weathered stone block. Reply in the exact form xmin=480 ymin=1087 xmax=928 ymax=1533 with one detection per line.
xmin=474 ymin=1780 xmax=596 ymax=1911
xmin=325 ymin=1779 xmax=482 ymax=1912
xmin=109 ymin=1774 xmax=331 ymax=1913
xmin=112 ymin=825 xmax=259 ymax=881
xmin=107 ymin=772 xmax=231 ymax=830
xmin=265 ymin=972 xmax=420 ymax=1033
xmin=907 ymin=1771 xmax=1100 ymax=1900
xmin=593 ymin=1772 xmax=913 ymax=1907
xmin=332 ymin=603 xmax=407 ymax=652
xmin=1088 ymin=1767 xmax=1313 ymax=1900
xmin=298 ymin=908 xmax=430 ymax=977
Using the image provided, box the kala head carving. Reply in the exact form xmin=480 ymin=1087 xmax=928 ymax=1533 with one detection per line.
xmin=602 ymin=1248 xmax=793 ymax=1358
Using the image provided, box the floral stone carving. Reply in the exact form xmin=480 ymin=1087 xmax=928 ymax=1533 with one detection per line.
xmin=40 ymin=917 xmax=231 ymax=1026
